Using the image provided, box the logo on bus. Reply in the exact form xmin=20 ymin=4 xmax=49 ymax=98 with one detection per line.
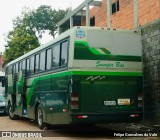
xmin=76 ymin=28 xmax=85 ymax=38
xmin=96 ymin=61 xmax=124 ymax=68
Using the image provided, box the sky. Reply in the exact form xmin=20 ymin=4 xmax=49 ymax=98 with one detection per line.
xmin=0 ymin=0 xmax=84 ymax=53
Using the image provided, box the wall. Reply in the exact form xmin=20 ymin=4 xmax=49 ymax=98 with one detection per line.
xmin=90 ymin=0 xmax=107 ymax=27
xmin=111 ymin=0 xmax=134 ymax=29
xmin=89 ymin=0 xmax=160 ymax=29
xmin=141 ymin=19 xmax=160 ymax=123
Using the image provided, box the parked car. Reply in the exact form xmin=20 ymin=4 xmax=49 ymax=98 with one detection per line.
xmin=0 ymin=95 xmax=7 ymax=114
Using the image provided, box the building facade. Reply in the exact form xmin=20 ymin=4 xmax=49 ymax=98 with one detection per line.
xmin=89 ymin=0 xmax=160 ymax=29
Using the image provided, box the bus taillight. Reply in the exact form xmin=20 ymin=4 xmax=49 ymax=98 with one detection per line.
xmin=130 ymin=114 xmax=139 ymax=118
xmin=77 ymin=115 xmax=88 ymax=119
xmin=71 ymin=93 xmax=79 ymax=109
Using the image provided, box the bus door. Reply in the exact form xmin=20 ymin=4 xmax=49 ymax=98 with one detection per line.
xmin=7 ymin=65 xmax=17 ymax=110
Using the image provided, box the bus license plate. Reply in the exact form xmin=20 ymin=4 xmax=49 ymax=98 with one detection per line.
xmin=104 ymin=101 xmax=116 ymax=106
xmin=118 ymin=99 xmax=130 ymax=105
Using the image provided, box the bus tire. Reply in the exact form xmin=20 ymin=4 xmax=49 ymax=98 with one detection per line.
xmin=37 ymin=105 xmax=47 ymax=130
xmin=8 ymin=104 xmax=19 ymax=120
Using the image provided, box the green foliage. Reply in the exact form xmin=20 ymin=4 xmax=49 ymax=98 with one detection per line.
xmin=4 ymin=25 xmax=40 ymax=63
xmin=4 ymin=5 xmax=70 ymax=64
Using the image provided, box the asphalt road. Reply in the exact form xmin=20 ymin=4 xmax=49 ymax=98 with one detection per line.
xmin=0 ymin=113 xmax=159 ymax=140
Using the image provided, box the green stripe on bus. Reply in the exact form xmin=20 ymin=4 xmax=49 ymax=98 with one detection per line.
xmin=72 ymin=71 xmax=143 ymax=76
xmin=26 ymin=71 xmax=72 ymax=106
xmin=74 ymin=41 xmax=141 ymax=61
xmin=74 ymin=41 xmax=89 ymax=47
xmin=89 ymin=48 xmax=102 ymax=55
xmin=101 ymin=48 xmax=111 ymax=54
xmin=26 ymin=70 xmax=142 ymax=106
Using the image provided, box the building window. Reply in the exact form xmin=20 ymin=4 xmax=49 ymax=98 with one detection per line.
xmin=40 ymin=51 xmax=46 ymax=72
xmin=112 ymin=0 xmax=119 ymax=14
xmin=90 ymin=16 xmax=95 ymax=26
xmin=46 ymin=48 xmax=51 ymax=70
xmin=60 ymin=41 xmax=68 ymax=66
xmin=52 ymin=44 xmax=60 ymax=68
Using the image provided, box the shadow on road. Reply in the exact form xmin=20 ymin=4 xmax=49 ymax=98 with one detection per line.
xmin=0 ymin=116 xmax=159 ymax=138
xmin=43 ymin=124 xmax=123 ymax=137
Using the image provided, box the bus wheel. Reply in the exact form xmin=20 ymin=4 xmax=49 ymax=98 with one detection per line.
xmin=37 ymin=105 xmax=47 ymax=130
xmin=8 ymin=104 xmax=19 ymax=120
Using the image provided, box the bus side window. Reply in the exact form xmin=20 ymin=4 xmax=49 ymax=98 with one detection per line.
xmin=35 ymin=54 xmax=39 ymax=73
xmin=46 ymin=48 xmax=51 ymax=70
xmin=16 ymin=63 xmax=18 ymax=73
xmin=7 ymin=65 xmax=11 ymax=75
xmin=18 ymin=62 xmax=22 ymax=72
xmin=52 ymin=44 xmax=60 ymax=68
xmin=22 ymin=60 xmax=26 ymax=75
xmin=30 ymin=56 xmax=34 ymax=74
xmin=5 ymin=67 xmax=8 ymax=76
xmin=26 ymin=58 xmax=30 ymax=76
xmin=40 ymin=50 xmax=46 ymax=72
xmin=12 ymin=65 xmax=15 ymax=74
xmin=60 ymin=41 xmax=68 ymax=66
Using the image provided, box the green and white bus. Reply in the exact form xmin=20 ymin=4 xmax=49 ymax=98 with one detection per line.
xmin=5 ymin=26 xmax=143 ymax=129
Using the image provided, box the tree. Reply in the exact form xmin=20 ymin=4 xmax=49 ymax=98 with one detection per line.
xmin=13 ymin=5 xmax=70 ymax=38
xmin=4 ymin=25 xmax=40 ymax=63
xmin=4 ymin=6 xmax=70 ymax=64
xmin=30 ymin=6 xmax=70 ymax=38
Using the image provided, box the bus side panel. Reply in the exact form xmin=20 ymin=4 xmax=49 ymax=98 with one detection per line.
xmin=26 ymin=73 xmax=72 ymax=125
xmin=50 ymin=75 xmax=71 ymax=125
xmin=26 ymin=76 xmax=51 ymax=120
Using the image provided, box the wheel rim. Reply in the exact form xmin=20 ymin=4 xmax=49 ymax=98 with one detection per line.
xmin=9 ymin=106 xmax=14 ymax=118
xmin=38 ymin=109 xmax=43 ymax=126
